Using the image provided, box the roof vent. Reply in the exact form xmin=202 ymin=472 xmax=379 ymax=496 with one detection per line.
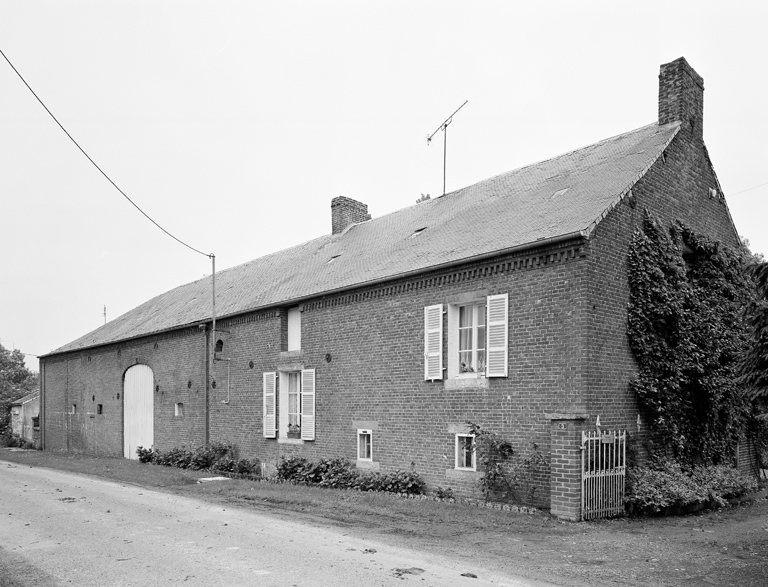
xmin=551 ymin=188 xmax=569 ymax=199
xmin=327 ymin=254 xmax=342 ymax=264
xmin=410 ymin=227 xmax=428 ymax=238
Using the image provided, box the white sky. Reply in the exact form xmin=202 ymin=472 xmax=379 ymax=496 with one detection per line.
xmin=2 ymin=1 xmax=766 ymax=371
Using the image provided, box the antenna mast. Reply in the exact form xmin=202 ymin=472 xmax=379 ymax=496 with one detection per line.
xmin=426 ymin=100 xmax=468 ymax=195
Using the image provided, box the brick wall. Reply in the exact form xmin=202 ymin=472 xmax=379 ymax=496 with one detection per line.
xmin=584 ymin=119 xmax=740 ymax=457
xmin=42 ymin=327 xmax=207 ymax=457
xmin=549 ymin=416 xmax=587 ymax=520
xmin=42 ymin=240 xmax=588 ymax=507
xmin=40 ymin=104 xmax=743 ymax=511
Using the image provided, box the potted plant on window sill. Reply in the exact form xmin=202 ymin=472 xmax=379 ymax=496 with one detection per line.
xmin=287 ymin=424 xmax=301 ymax=439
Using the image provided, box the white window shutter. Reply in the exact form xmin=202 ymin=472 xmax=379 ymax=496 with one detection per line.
xmin=262 ymin=372 xmax=276 ymax=438
xmin=486 ymin=293 xmax=508 ymax=377
xmin=300 ymin=368 xmax=316 ymax=441
xmin=424 ymin=304 xmax=443 ymax=381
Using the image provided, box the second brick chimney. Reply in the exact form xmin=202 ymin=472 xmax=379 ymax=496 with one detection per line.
xmin=331 ymin=196 xmax=371 ymax=235
xmin=658 ymin=57 xmax=704 ymax=140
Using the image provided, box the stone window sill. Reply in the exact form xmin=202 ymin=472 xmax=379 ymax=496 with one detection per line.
xmin=444 ymin=376 xmax=489 ymax=391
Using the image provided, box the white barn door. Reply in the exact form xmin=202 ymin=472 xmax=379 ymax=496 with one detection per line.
xmin=123 ymin=364 xmax=154 ymax=459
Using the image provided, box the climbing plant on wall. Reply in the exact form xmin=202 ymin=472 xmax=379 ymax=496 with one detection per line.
xmin=627 ymin=211 xmax=758 ymax=466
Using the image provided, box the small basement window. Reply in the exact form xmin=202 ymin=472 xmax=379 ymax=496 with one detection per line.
xmin=97 ymin=404 xmax=103 ymax=415
xmin=455 ymin=434 xmax=475 ymax=470
xmin=358 ymin=429 xmax=372 ymax=461
xmin=175 ymin=403 xmax=184 ymax=417
xmin=71 ymin=404 xmax=77 ymax=415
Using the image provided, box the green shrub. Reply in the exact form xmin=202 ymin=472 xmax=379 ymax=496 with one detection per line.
xmin=353 ymin=470 xmax=420 ymax=494
xmin=275 ymin=456 xmax=425 ymax=495
xmin=625 ymin=462 xmax=758 ymax=515
xmin=276 ymin=456 xmax=309 ymax=481
xmin=135 ymin=442 xmax=260 ymax=479
xmin=156 ymin=447 xmax=194 ymax=468
xmin=210 ymin=456 xmax=261 ymax=478
xmin=691 ymin=465 xmax=759 ymax=503
xmin=189 ymin=442 xmax=235 ymax=470
xmin=136 ymin=446 xmax=156 ymax=463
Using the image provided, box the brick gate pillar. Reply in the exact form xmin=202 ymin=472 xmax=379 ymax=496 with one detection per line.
xmin=548 ymin=412 xmax=588 ymax=521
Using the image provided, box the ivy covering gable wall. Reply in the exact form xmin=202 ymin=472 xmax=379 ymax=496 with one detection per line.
xmin=627 ymin=211 xmax=758 ymax=466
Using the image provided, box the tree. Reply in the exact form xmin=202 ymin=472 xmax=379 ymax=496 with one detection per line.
xmin=0 ymin=341 xmax=39 ymax=436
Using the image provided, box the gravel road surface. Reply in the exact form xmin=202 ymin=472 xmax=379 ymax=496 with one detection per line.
xmin=1 ymin=460 xmax=558 ymax=586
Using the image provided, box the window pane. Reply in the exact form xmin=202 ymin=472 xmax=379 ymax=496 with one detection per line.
xmin=459 ymin=328 xmax=473 ymax=352
xmin=477 ymin=325 xmax=486 ymax=351
xmin=459 ymin=305 xmax=473 ymax=328
xmin=358 ymin=432 xmax=371 ymax=459
xmin=288 ymin=372 xmax=300 ymax=428
xmin=459 ymin=350 xmax=473 ymax=372
xmin=458 ymin=436 xmax=474 ymax=468
xmin=477 ymin=350 xmax=486 ymax=373
xmin=477 ymin=304 xmax=486 ymax=327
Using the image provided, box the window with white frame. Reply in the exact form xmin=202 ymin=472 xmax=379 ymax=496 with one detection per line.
xmin=263 ymin=369 xmax=315 ymax=441
xmin=287 ymin=372 xmax=301 ymax=435
xmin=455 ymin=433 xmax=476 ymax=470
xmin=426 ymin=293 xmax=508 ymax=381
xmin=287 ymin=307 xmax=301 ymax=351
xmin=457 ymin=302 xmax=486 ymax=375
xmin=357 ymin=429 xmax=372 ymax=461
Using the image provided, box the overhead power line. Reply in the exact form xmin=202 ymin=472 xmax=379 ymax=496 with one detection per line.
xmin=730 ymin=181 xmax=768 ymax=197
xmin=0 ymin=47 xmax=211 ymax=259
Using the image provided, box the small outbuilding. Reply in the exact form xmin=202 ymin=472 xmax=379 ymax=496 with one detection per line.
xmin=9 ymin=392 xmax=40 ymax=447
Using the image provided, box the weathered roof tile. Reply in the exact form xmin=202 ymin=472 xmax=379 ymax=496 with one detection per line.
xmin=48 ymin=121 xmax=680 ymax=355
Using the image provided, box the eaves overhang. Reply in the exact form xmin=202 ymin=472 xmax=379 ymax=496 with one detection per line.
xmin=40 ymin=229 xmax=589 ymax=359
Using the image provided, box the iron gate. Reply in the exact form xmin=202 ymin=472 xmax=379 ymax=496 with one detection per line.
xmin=581 ymin=429 xmax=626 ymax=520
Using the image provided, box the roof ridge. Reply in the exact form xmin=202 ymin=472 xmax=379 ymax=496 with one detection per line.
xmin=46 ymin=120 xmax=683 ymax=356
xmin=462 ymin=121 xmax=663 ymax=191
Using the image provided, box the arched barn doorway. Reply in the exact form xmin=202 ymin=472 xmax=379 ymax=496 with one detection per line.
xmin=123 ymin=364 xmax=154 ymax=459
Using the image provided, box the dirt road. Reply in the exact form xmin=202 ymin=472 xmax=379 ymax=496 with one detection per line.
xmin=0 ymin=460 xmax=555 ymax=586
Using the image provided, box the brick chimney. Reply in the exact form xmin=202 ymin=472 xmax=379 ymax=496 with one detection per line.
xmin=331 ymin=196 xmax=371 ymax=235
xmin=658 ymin=57 xmax=704 ymax=140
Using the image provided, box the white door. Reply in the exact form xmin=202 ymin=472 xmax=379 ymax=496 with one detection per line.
xmin=123 ymin=364 xmax=154 ymax=459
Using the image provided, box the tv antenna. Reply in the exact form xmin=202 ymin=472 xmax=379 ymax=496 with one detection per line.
xmin=426 ymin=100 xmax=468 ymax=195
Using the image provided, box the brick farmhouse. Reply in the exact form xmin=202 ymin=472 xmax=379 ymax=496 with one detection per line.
xmin=39 ymin=58 xmax=743 ymax=519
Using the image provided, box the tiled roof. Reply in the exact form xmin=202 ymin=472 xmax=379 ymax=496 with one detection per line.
xmin=48 ymin=121 xmax=681 ymax=355
xmin=11 ymin=391 xmax=39 ymax=405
